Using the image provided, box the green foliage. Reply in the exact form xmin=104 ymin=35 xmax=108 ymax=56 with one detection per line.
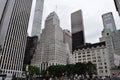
xmin=65 ymin=64 xmax=75 ymax=76
xmin=44 ymin=62 xmax=97 ymax=78
xmin=75 ymin=62 xmax=87 ymax=76
xmin=86 ymin=62 xmax=97 ymax=78
xmin=23 ymin=64 xmax=40 ymax=76
xmin=23 ymin=64 xmax=27 ymax=71
xmin=40 ymin=70 xmax=46 ymax=76
xmin=47 ymin=65 xmax=66 ymax=77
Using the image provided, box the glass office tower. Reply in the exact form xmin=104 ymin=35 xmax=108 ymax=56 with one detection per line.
xmin=71 ymin=10 xmax=85 ymax=52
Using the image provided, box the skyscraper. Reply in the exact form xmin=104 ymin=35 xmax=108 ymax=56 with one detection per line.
xmin=0 ymin=0 xmax=7 ymax=33
xmin=71 ymin=10 xmax=85 ymax=51
xmin=24 ymin=36 xmax=38 ymax=65
xmin=114 ymin=0 xmax=120 ymax=16
xmin=102 ymin=12 xmax=116 ymax=32
xmin=0 ymin=0 xmax=33 ymax=77
xmin=31 ymin=0 xmax=44 ymax=37
xmin=0 ymin=0 xmax=7 ymax=20
xmin=31 ymin=12 xmax=68 ymax=70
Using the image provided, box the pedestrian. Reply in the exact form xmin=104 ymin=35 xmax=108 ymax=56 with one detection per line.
xmin=104 ymin=76 xmax=110 ymax=80
xmin=93 ymin=76 xmax=99 ymax=80
xmin=80 ymin=76 xmax=84 ymax=80
xmin=116 ymin=72 xmax=120 ymax=80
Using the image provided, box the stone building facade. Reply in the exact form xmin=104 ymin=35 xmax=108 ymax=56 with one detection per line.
xmin=31 ymin=12 xmax=69 ymax=71
xmin=73 ymin=42 xmax=111 ymax=77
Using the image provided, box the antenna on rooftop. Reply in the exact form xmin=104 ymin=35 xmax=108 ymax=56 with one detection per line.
xmin=54 ymin=5 xmax=58 ymax=13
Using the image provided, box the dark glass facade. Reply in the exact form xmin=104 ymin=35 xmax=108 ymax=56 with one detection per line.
xmin=24 ymin=36 xmax=38 ymax=65
xmin=71 ymin=10 xmax=85 ymax=52
xmin=72 ymin=31 xmax=85 ymax=50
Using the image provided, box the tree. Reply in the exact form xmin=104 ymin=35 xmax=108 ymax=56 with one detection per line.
xmin=29 ymin=65 xmax=40 ymax=76
xmin=40 ymin=70 xmax=47 ymax=77
xmin=23 ymin=65 xmax=40 ymax=76
xmin=74 ymin=62 xmax=87 ymax=77
xmin=46 ymin=65 xmax=66 ymax=77
xmin=86 ymin=62 xmax=97 ymax=78
xmin=23 ymin=64 xmax=27 ymax=71
xmin=65 ymin=64 xmax=75 ymax=76
xmin=44 ymin=62 xmax=97 ymax=78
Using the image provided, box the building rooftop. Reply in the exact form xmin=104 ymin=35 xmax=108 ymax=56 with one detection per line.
xmin=113 ymin=29 xmax=120 ymax=33
xmin=102 ymin=27 xmax=111 ymax=33
xmin=75 ymin=42 xmax=106 ymax=50
xmin=46 ymin=11 xmax=59 ymax=20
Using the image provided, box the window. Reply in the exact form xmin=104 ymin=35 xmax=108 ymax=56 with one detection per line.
xmin=99 ymin=67 xmax=103 ymax=69
xmin=87 ymin=52 xmax=90 ymax=53
xmin=92 ymin=54 xmax=95 ymax=56
xmin=97 ymin=50 xmax=100 ymax=52
xmin=83 ymin=53 xmax=85 ymax=54
xmin=93 ymin=57 xmax=96 ymax=59
xmin=98 ymin=63 xmax=102 ymax=65
xmin=78 ymin=53 xmax=81 ymax=55
xmin=93 ymin=60 xmax=96 ymax=62
xmin=98 ymin=56 xmax=101 ymax=58
xmin=87 ymin=55 xmax=90 ymax=56
xmin=104 ymin=62 xmax=107 ymax=65
xmin=103 ymin=52 xmax=105 ymax=54
xmin=99 ymin=70 xmax=103 ymax=73
xmin=106 ymin=70 xmax=108 ymax=73
xmin=105 ymin=66 xmax=107 ymax=68
xmin=98 ymin=60 xmax=101 ymax=62
xmin=83 ymin=55 xmax=86 ymax=57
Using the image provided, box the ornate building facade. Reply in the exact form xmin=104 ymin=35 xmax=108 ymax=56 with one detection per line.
xmin=31 ymin=12 xmax=69 ymax=70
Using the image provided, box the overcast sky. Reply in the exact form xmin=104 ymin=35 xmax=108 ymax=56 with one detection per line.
xmin=28 ymin=0 xmax=120 ymax=43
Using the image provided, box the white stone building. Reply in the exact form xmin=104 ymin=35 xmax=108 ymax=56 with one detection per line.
xmin=100 ymin=12 xmax=120 ymax=67
xmin=100 ymin=28 xmax=120 ymax=67
xmin=73 ymin=42 xmax=111 ymax=77
xmin=31 ymin=12 xmax=69 ymax=71
xmin=100 ymin=28 xmax=114 ymax=68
